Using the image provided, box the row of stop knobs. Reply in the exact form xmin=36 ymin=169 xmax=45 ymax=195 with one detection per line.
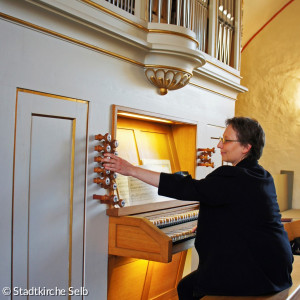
xmin=93 ymin=133 xmax=125 ymax=207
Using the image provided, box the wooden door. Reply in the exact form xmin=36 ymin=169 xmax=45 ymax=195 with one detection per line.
xmin=12 ymin=89 xmax=88 ymax=298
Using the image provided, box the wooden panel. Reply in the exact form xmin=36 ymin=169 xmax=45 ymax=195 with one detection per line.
xmin=116 ymin=225 xmax=162 ymax=253
xmin=106 ymin=200 xmax=198 ymax=217
xmin=109 ymin=216 xmax=172 ymax=262
xmin=108 ymin=257 xmax=149 ymax=300
xmin=107 ymin=252 xmax=186 ymax=300
xmin=147 ymin=252 xmax=186 ymax=299
xmin=281 ymin=210 xmax=300 ymax=220
xmin=284 ymin=220 xmax=300 ymax=241
xmin=117 ymin=116 xmax=178 ymax=171
xmin=137 ymin=131 xmax=172 ymax=160
xmin=116 ymin=128 xmax=139 ymax=165
xmin=172 ymin=124 xmax=197 ymax=177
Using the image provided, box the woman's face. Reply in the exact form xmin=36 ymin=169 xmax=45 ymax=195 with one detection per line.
xmin=217 ymin=125 xmax=251 ymax=165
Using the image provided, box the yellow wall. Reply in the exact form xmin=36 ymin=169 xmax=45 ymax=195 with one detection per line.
xmin=236 ymin=0 xmax=300 ymax=208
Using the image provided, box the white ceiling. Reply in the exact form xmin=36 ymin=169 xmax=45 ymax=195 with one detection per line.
xmin=242 ymin=0 xmax=291 ymax=46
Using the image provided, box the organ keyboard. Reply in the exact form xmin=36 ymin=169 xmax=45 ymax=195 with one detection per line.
xmin=107 ymin=200 xmax=199 ymax=263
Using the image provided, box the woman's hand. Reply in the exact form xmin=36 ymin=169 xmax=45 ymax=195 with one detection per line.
xmin=101 ymin=153 xmax=135 ymax=176
xmin=101 ymin=153 xmax=161 ymax=187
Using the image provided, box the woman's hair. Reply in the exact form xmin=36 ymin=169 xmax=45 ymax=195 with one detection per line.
xmin=226 ymin=117 xmax=265 ymax=160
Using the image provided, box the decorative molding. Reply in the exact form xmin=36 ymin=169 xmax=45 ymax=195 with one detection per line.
xmin=81 ymin=0 xmax=199 ymax=46
xmin=189 ymin=82 xmax=237 ymax=101
xmin=193 ymin=67 xmax=247 ymax=93
xmin=0 ymin=10 xmax=243 ymax=95
xmin=0 ymin=12 xmax=144 ymax=67
xmin=206 ymin=60 xmax=242 ymax=79
xmin=145 ymin=68 xmax=192 ymax=95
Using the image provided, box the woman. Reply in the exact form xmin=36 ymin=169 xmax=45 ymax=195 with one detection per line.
xmin=102 ymin=117 xmax=293 ymax=299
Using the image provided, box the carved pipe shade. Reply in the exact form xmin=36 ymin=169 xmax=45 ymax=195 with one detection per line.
xmin=145 ymin=68 xmax=192 ymax=95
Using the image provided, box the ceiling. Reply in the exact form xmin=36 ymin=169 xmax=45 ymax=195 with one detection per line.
xmin=242 ymin=0 xmax=291 ymax=46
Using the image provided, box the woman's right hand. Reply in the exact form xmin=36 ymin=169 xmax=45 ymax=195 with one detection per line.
xmin=101 ymin=153 xmax=161 ymax=187
xmin=101 ymin=153 xmax=135 ymax=176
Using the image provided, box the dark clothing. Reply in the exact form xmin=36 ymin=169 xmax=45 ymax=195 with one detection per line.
xmin=177 ymin=271 xmax=205 ymax=300
xmin=158 ymin=158 xmax=293 ymax=297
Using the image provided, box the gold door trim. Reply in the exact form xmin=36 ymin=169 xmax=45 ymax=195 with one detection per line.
xmin=68 ymin=119 xmax=76 ymax=300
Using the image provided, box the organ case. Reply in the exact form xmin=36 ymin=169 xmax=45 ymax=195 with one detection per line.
xmin=106 ymin=105 xmax=199 ymax=300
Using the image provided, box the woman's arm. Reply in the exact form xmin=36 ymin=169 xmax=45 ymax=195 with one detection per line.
xmin=101 ymin=153 xmax=160 ymax=187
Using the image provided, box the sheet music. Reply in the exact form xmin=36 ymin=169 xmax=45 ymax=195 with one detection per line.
xmin=116 ymin=174 xmax=130 ymax=205
xmin=128 ymin=177 xmax=159 ymax=204
xmin=141 ymin=159 xmax=171 ymax=173
xmin=116 ymin=159 xmax=173 ymax=206
xmin=116 ymin=159 xmax=172 ymax=206
xmin=130 ymin=159 xmax=173 ymax=205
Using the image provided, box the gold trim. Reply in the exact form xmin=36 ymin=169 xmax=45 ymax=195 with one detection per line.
xmin=82 ymin=99 xmax=89 ymax=290
xmin=206 ymin=60 xmax=242 ymax=79
xmin=11 ymin=86 xmax=18 ymax=295
xmin=17 ymin=88 xmax=90 ymax=104
xmin=148 ymin=29 xmax=199 ymax=46
xmin=68 ymin=119 xmax=76 ymax=300
xmin=144 ymin=64 xmax=193 ymax=76
xmin=81 ymin=0 xmax=147 ymax=31
xmin=81 ymin=0 xmax=199 ymax=46
xmin=189 ymin=81 xmax=236 ymax=101
xmin=0 ymin=13 xmax=144 ymax=68
xmin=0 ymin=13 xmax=199 ymax=74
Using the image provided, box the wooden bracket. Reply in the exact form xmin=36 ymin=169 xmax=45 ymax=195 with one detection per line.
xmin=94 ymin=132 xmax=123 ymax=207
xmin=197 ymin=147 xmax=215 ymax=168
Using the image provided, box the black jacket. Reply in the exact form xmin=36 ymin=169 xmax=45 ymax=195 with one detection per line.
xmin=158 ymin=158 xmax=293 ymax=296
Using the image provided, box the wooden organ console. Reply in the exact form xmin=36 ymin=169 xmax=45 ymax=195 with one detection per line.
xmin=107 ymin=200 xmax=199 ymax=263
xmin=106 ymin=200 xmax=200 ymax=300
xmin=96 ymin=105 xmax=217 ymax=300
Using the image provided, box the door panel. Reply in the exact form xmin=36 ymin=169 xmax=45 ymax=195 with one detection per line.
xmin=13 ymin=89 xmax=88 ymax=298
xmin=29 ymin=116 xmax=73 ymax=292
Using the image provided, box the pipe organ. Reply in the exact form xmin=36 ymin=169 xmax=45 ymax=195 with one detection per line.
xmin=102 ymin=0 xmax=239 ymax=67
xmin=101 ymin=105 xmax=203 ymax=299
xmin=217 ymin=0 xmax=236 ymax=65
xmin=149 ymin=0 xmax=209 ymax=52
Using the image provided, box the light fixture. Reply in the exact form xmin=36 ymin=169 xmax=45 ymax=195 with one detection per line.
xmin=144 ymin=67 xmax=192 ymax=95
xmin=117 ymin=112 xmax=173 ymax=123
